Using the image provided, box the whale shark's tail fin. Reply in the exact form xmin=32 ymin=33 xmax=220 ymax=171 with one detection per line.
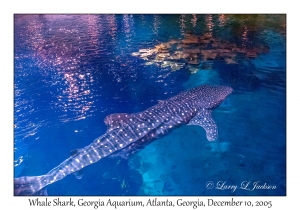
xmin=14 ymin=175 xmax=49 ymax=196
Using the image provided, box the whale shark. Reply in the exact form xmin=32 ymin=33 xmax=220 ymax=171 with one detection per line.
xmin=14 ymin=85 xmax=232 ymax=195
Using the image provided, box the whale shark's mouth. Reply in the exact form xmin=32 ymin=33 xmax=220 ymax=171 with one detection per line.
xmin=222 ymin=86 xmax=233 ymax=97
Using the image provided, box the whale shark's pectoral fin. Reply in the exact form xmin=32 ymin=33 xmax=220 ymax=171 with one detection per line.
xmin=188 ymin=110 xmax=218 ymax=141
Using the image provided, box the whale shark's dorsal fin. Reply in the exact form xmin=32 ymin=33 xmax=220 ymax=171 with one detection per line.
xmin=187 ymin=109 xmax=218 ymax=141
xmin=70 ymin=149 xmax=80 ymax=156
xmin=104 ymin=113 xmax=133 ymax=129
xmin=70 ymin=149 xmax=84 ymax=179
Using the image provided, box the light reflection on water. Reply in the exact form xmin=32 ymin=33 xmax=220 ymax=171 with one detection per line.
xmin=14 ymin=14 xmax=286 ymax=195
xmin=205 ymin=14 xmax=214 ymax=34
xmin=218 ymin=14 xmax=227 ymax=27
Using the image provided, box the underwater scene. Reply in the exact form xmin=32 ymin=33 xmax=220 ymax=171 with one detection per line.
xmin=14 ymin=14 xmax=286 ymax=196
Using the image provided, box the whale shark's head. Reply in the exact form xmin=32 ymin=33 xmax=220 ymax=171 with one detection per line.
xmin=191 ymin=85 xmax=233 ymax=109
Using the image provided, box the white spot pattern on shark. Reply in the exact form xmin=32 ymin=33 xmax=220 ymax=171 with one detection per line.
xmin=14 ymin=85 xmax=232 ymax=195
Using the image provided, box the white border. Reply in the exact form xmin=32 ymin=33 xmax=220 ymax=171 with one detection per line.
xmin=1 ymin=1 xmax=297 ymax=209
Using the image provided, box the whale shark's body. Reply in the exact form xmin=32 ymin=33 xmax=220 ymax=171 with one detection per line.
xmin=14 ymin=85 xmax=232 ymax=195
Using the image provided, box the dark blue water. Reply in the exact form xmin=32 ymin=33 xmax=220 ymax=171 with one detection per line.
xmin=14 ymin=14 xmax=286 ymax=196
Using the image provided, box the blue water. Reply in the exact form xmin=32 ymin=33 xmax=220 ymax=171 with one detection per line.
xmin=14 ymin=14 xmax=286 ymax=196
